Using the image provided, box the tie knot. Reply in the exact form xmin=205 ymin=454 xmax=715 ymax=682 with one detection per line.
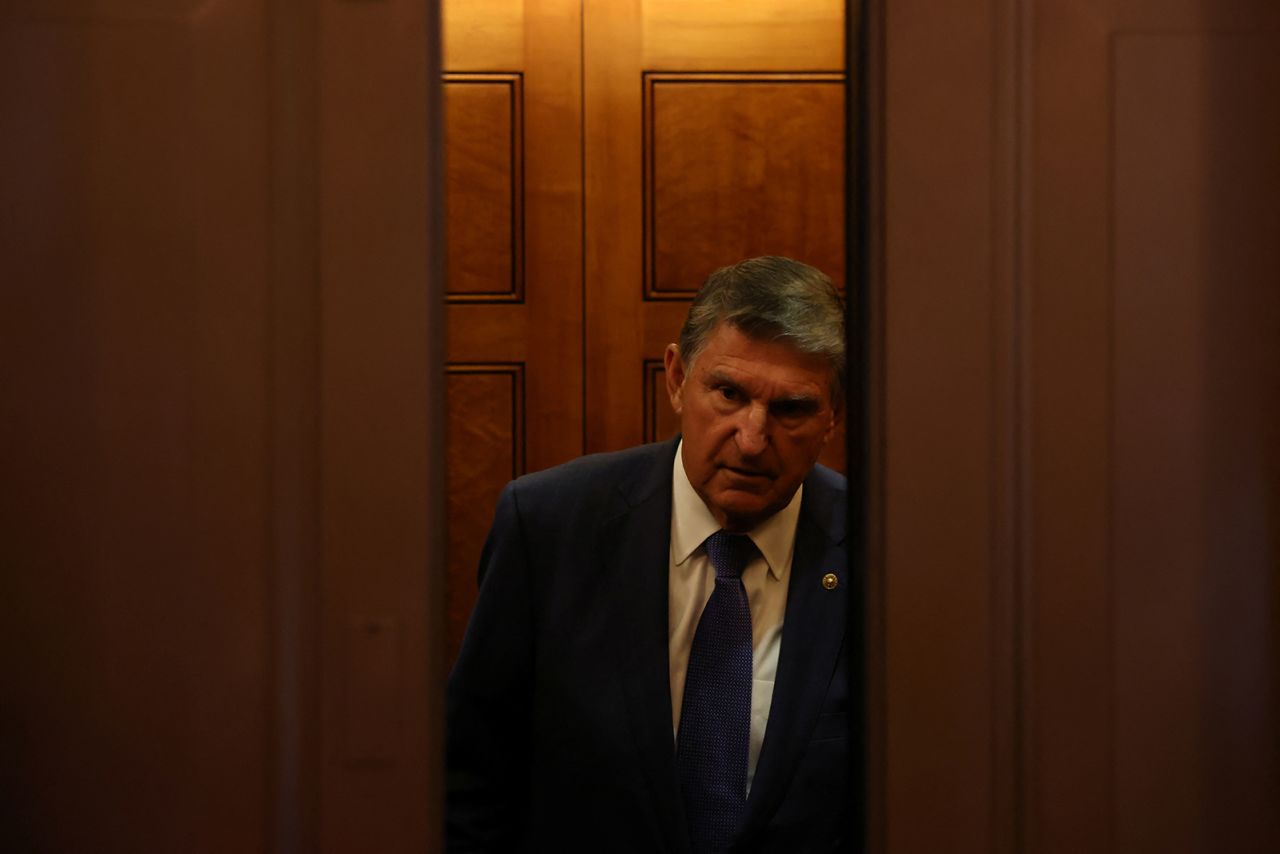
xmin=704 ymin=531 xmax=755 ymax=579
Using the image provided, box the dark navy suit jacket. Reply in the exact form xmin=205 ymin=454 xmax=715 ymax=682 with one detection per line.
xmin=446 ymin=438 xmax=852 ymax=852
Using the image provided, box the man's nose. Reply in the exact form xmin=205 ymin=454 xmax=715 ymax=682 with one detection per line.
xmin=735 ymin=403 xmax=769 ymax=456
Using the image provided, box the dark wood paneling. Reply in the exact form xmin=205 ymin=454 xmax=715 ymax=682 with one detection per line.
xmin=880 ymin=2 xmax=1280 ymax=852
xmin=1028 ymin=1 xmax=1115 ymax=847
xmin=318 ymin=0 xmax=440 ymax=849
xmin=1111 ymin=30 xmax=1280 ymax=854
xmin=875 ymin=2 xmax=1280 ymax=853
xmin=2 ymin=0 xmax=205 ymax=21
xmin=0 ymin=4 xmax=273 ymax=850
xmin=445 ymin=364 xmax=525 ymax=666
xmin=1030 ymin=5 xmax=1280 ymax=852
xmin=1112 ymin=35 xmax=1207 ymax=850
xmin=267 ymin=0 xmax=322 ymax=846
xmin=881 ymin=2 xmax=998 ymax=849
xmin=343 ymin=616 xmax=403 ymax=764
xmin=444 ymin=73 xmax=523 ymax=302
xmin=1195 ymin=31 xmax=1280 ymax=851
xmin=3 ymin=0 xmax=443 ymax=849
xmin=443 ymin=0 xmax=583 ymax=480
xmin=644 ymin=73 xmax=846 ymax=299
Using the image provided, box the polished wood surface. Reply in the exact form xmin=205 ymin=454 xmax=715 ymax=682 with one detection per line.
xmin=5 ymin=1 xmax=1276 ymax=850
xmin=1031 ymin=7 xmax=1279 ymax=852
xmin=646 ymin=73 xmax=846 ymax=298
xmin=318 ymin=0 xmax=441 ymax=849
xmin=875 ymin=0 xmax=1280 ymax=851
xmin=640 ymin=0 xmax=844 ymax=70
xmin=441 ymin=0 xmax=583 ymax=671
xmin=442 ymin=0 xmax=583 ymax=475
xmin=445 ymin=365 xmax=524 ymax=668
xmin=1 ymin=0 xmax=444 ymax=850
xmin=1 ymin=3 xmax=273 ymax=849
xmin=443 ymin=0 xmax=524 ymax=72
xmin=880 ymin=1 xmax=1000 ymax=847
xmin=445 ymin=74 xmax=523 ymax=301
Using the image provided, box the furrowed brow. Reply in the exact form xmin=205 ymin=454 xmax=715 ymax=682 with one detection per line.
xmin=771 ymin=392 xmax=820 ymax=406
xmin=703 ymin=370 xmax=741 ymax=389
xmin=768 ymin=394 xmax=823 ymax=416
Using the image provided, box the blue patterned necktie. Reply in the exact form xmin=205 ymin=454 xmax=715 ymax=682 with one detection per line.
xmin=677 ymin=530 xmax=756 ymax=853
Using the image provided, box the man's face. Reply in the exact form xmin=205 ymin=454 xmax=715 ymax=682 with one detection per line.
xmin=665 ymin=322 xmax=841 ymax=532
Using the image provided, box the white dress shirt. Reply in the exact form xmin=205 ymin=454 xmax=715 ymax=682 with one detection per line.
xmin=668 ymin=440 xmax=801 ymax=793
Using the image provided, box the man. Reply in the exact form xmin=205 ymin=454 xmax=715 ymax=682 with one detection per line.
xmin=447 ymin=257 xmax=851 ymax=853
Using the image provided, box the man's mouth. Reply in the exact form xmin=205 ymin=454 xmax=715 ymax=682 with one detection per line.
xmin=722 ymin=465 xmax=772 ymax=479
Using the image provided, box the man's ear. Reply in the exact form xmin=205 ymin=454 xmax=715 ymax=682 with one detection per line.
xmin=824 ymin=402 xmax=844 ymax=444
xmin=664 ymin=344 xmax=686 ymax=415
xmin=821 ymin=389 xmax=845 ymax=445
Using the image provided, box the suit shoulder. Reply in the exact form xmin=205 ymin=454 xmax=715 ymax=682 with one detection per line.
xmin=808 ymin=463 xmax=848 ymax=495
xmin=506 ymin=440 xmax=674 ymax=511
xmin=802 ymin=463 xmax=848 ymax=543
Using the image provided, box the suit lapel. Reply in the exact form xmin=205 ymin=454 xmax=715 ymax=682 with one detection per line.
xmin=740 ymin=471 xmax=848 ymax=835
xmin=604 ymin=441 xmax=692 ymax=854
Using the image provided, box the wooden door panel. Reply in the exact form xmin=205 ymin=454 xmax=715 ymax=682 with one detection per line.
xmin=5 ymin=0 xmax=438 ymax=847
xmin=1038 ymin=15 xmax=1280 ymax=853
xmin=445 ymin=74 xmax=523 ymax=301
xmin=878 ymin=0 xmax=1280 ymax=850
xmin=445 ymin=366 xmax=524 ymax=667
xmin=316 ymin=0 xmax=440 ymax=847
xmin=443 ymin=0 xmax=524 ymax=71
xmin=442 ymin=0 xmax=582 ymax=472
xmin=641 ymin=0 xmax=844 ymax=71
xmin=445 ymin=304 xmax=530 ymax=356
xmin=1028 ymin=5 xmax=1280 ymax=852
xmin=645 ymin=73 xmax=846 ymax=298
xmin=0 ymin=4 xmax=273 ymax=849
xmin=443 ymin=0 xmax=582 ymax=666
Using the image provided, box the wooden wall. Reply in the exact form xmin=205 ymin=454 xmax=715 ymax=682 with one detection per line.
xmin=0 ymin=1 xmax=443 ymax=851
xmin=2 ymin=0 xmax=1276 ymax=851
xmin=872 ymin=0 xmax=1280 ymax=851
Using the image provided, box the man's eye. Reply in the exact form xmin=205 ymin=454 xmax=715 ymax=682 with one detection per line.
xmin=717 ymin=386 xmax=740 ymax=401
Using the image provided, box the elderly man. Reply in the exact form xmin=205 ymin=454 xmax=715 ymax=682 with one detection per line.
xmin=447 ymin=256 xmax=851 ymax=853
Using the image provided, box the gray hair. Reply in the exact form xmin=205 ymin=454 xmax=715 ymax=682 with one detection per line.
xmin=677 ymin=256 xmax=846 ymax=406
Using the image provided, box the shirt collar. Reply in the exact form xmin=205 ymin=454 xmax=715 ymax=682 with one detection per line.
xmin=670 ymin=439 xmax=802 ymax=583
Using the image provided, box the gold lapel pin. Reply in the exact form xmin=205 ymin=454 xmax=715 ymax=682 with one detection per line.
xmin=821 ymin=572 xmax=839 ymax=590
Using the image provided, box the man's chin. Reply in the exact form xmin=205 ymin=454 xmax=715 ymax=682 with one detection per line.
xmin=707 ymin=490 xmax=777 ymax=530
